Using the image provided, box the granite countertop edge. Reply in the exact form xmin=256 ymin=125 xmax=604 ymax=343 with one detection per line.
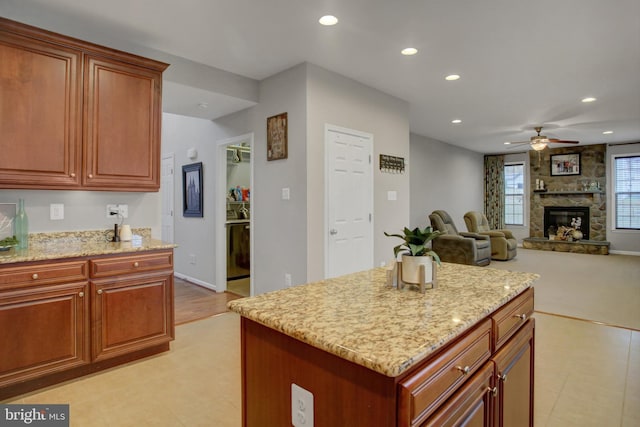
xmin=228 ymin=265 xmax=539 ymax=377
xmin=0 ymin=229 xmax=177 ymax=264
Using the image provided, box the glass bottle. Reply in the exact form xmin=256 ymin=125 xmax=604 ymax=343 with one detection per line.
xmin=15 ymin=198 xmax=29 ymax=250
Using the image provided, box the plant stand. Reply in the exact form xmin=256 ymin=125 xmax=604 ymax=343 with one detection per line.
xmin=396 ymin=261 xmax=438 ymax=294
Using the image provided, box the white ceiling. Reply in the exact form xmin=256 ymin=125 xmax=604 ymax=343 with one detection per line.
xmin=2 ymin=0 xmax=639 ymax=153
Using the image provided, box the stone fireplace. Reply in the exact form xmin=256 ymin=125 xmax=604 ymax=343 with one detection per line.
xmin=543 ymin=206 xmax=590 ymax=239
xmin=528 ymin=144 xmax=607 ymax=242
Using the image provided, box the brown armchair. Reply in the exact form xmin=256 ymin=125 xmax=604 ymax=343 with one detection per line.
xmin=463 ymin=211 xmax=517 ymax=261
xmin=428 ymin=210 xmax=491 ymax=267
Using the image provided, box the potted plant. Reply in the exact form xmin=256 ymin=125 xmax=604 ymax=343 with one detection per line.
xmin=384 ymin=226 xmax=441 ymax=285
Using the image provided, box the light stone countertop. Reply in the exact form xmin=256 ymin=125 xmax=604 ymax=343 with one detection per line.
xmin=228 ymin=263 xmax=539 ymax=377
xmin=0 ymin=229 xmax=176 ymax=265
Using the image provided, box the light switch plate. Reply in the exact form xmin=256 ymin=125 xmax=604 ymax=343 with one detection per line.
xmin=50 ymin=204 xmax=64 ymax=220
xmin=282 ymin=187 xmax=291 ymax=200
xmin=387 ymin=190 xmax=397 ymax=201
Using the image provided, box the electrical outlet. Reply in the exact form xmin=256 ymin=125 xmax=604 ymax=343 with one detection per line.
xmin=285 ymin=273 xmax=292 ymax=287
xmin=282 ymin=187 xmax=290 ymax=200
xmin=291 ymin=383 xmax=313 ymax=427
xmin=189 ymin=254 xmax=197 ymax=265
xmin=106 ymin=204 xmax=129 ymax=218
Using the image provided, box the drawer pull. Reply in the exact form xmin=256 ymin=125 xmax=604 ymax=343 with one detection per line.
xmin=489 ymin=386 xmax=498 ymax=397
xmin=499 ymin=373 xmax=507 ymax=382
xmin=133 ymin=262 xmax=139 ymax=268
xmin=31 ymin=273 xmax=39 ymax=280
xmin=70 ymin=172 xmax=76 ymax=178
xmin=456 ymin=365 xmax=471 ymax=375
xmin=514 ymin=313 xmax=526 ymax=321
xmin=88 ymin=173 xmax=93 ymax=179
xmin=97 ymin=289 xmax=103 ymax=295
xmin=78 ymin=292 xmax=84 ymax=298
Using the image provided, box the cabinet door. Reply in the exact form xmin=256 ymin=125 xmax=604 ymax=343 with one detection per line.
xmin=0 ymin=282 xmax=89 ymax=387
xmin=91 ymin=271 xmax=174 ymax=361
xmin=422 ymin=362 xmax=493 ymax=427
xmin=0 ymin=29 xmax=82 ymax=188
xmin=492 ymin=319 xmax=535 ymax=427
xmin=83 ymin=54 xmax=162 ymax=191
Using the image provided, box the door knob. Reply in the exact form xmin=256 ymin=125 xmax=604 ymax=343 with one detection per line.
xmin=329 ymin=229 xmax=338 ymax=235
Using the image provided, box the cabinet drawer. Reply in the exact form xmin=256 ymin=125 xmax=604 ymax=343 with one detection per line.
xmin=0 ymin=261 xmax=88 ymax=289
xmin=492 ymin=287 xmax=534 ymax=351
xmin=90 ymin=250 xmax=173 ymax=278
xmin=398 ymin=319 xmax=492 ymax=427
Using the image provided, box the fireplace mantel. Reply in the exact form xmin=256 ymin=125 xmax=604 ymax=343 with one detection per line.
xmin=534 ymin=190 xmax=604 ymax=196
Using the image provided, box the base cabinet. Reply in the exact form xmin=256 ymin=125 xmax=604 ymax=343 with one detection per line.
xmin=239 ymin=288 xmax=535 ymax=427
xmin=492 ymin=319 xmax=535 ymax=427
xmin=92 ymin=271 xmax=174 ymax=361
xmin=0 ymin=282 xmax=89 ymax=388
xmin=0 ymin=249 xmax=174 ymax=399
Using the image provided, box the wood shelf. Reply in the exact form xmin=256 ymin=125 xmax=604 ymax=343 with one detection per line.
xmin=534 ymin=190 xmax=603 ymax=195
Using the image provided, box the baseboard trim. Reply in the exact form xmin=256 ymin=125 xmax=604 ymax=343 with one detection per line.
xmin=174 ymin=272 xmax=218 ymax=292
xmin=609 ymin=250 xmax=640 ymax=256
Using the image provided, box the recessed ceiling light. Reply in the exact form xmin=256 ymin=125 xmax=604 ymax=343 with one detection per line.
xmin=451 ymin=119 xmax=462 ymax=124
xmin=401 ymin=47 xmax=418 ymax=56
xmin=445 ymin=74 xmax=460 ymax=81
xmin=504 ymin=142 xmax=511 ymax=145
xmin=602 ymin=130 xmax=613 ymax=134
xmin=581 ymin=97 xmax=597 ymax=103
xmin=319 ymin=15 xmax=338 ymax=26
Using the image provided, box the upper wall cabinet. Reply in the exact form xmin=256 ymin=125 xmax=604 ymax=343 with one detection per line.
xmin=0 ymin=18 xmax=168 ymax=192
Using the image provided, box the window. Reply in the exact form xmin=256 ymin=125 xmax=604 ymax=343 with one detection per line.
xmin=504 ymin=163 xmax=524 ymax=225
xmin=613 ymin=155 xmax=640 ymax=229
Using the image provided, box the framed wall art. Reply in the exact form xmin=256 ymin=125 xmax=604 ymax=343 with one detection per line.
xmin=267 ymin=112 xmax=288 ymax=161
xmin=550 ymin=153 xmax=581 ymax=176
xmin=183 ymin=162 xmax=203 ymax=217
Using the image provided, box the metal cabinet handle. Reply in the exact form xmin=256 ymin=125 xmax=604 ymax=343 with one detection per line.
xmin=514 ymin=314 xmax=526 ymax=320
xmin=88 ymin=173 xmax=93 ymax=179
xmin=133 ymin=262 xmax=139 ymax=267
xmin=499 ymin=373 xmax=507 ymax=382
xmin=97 ymin=289 xmax=103 ymax=295
xmin=78 ymin=292 xmax=84 ymax=298
xmin=31 ymin=273 xmax=39 ymax=280
xmin=70 ymin=172 xmax=76 ymax=178
xmin=329 ymin=229 xmax=338 ymax=235
xmin=491 ymin=386 xmax=498 ymax=397
xmin=456 ymin=365 xmax=471 ymax=375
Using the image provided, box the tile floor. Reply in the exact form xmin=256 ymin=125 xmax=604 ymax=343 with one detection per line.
xmin=4 ymin=250 xmax=640 ymax=426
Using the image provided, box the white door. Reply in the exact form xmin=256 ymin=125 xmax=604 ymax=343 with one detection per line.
xmin=161 ymin=154 xmax=174 ymax=243
xmin=325 ymin=126 xmax=373 ymax=278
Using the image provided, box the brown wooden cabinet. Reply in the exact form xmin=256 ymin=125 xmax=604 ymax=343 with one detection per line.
xmin=91 ymin=271 xmax=174 ymax=361
xmin=0 ymin=249 xmax=174 ymax=399
xmin=0 ymin=17 xmax=167 ymax=192
xmin=239 ymin=287 xmax=535 ymax=427
xmin=0 ymin=262 xmax=90 ymax=388
xmin=491 ymin=319 xmax=535 ymax=427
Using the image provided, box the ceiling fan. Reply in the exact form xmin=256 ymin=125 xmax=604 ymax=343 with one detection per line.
xmin=507 ymin=127 xmax=579 ymax=151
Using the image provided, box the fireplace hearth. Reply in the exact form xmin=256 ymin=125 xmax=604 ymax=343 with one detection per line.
xmin=544 ymin=206 xmax=590 ymax=239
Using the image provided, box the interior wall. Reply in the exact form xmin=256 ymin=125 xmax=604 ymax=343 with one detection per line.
xmin=410 ymin=133 xmax=484 ymax=231
xmin=306 ymin=63 xmax=411 ymax=276
xmin=0 ymin=189 xmax=161 ymax=237
xmin=161 ymin=113 xmax=220 ymax=287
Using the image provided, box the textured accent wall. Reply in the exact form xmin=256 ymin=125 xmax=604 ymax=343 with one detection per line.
xmin=529 ymin=144 xmax=607 ymax=241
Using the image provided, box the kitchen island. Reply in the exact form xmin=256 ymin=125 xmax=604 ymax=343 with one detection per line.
xmin=0 ymin=230 xmax=176 ymax=399
xmin=228 ymin=263 xmax=538 ymax=427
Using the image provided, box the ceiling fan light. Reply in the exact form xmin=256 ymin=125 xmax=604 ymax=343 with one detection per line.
xmin=531 ymin=141 xmax=547 ymax=151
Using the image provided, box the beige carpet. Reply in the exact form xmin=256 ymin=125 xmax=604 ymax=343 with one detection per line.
xmin=488 ymin=248 xmax=640 ymax=330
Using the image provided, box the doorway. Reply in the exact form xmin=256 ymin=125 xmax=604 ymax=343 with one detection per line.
xmin=324 ymin=125 xmax=373 ymax=278
xmin=216 ymin=133 xmax=254 ymax=297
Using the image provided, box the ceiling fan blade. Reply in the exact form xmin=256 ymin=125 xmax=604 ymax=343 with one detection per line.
xmin=548 ymin=139 xmax=579 ymax=144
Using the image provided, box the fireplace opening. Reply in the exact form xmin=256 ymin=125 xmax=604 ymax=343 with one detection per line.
xmin=544 ymin=206 xmax=590 ymax=239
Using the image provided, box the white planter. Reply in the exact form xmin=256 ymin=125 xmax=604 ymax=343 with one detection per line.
xmin=401 ymin=254 xmax=433 ymax=285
